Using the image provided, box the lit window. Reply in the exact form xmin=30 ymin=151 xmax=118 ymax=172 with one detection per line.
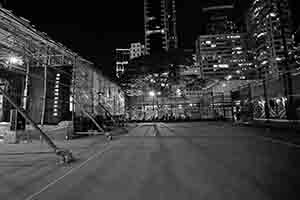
xmin=219 ymin=64 xmax=229 ymax=68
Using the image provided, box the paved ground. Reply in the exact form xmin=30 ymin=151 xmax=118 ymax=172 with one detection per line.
xmin=0 ymin=122 xmax=300 ymax=200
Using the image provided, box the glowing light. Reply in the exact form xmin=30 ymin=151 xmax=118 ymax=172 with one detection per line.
xmin=7 ymin=56 xmax=24 ymax=66
xmin=219 ymin=64 xmax=229 ymax=68
xmin=149 ymin=91 xmax=155 ymax=97
xmin=276 ymin=99 xmax=281 ymax=104
xmin=176 ymin=89 xmax=182 ymax=97
xmin=225 ymin=75 xmax=233 ymax=80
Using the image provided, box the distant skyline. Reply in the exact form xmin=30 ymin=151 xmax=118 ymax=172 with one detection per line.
xmin=2 ymin=0 xmax=300 ymax=77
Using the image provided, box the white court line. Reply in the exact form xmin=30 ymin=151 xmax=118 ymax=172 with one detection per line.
xmin=25 ymin=142 xmax=115 ymax=200
xmin=159 ymin=123 xmax=176 ymax=136
xmin=257 ymin=135 xmax=300 ymax=148
xmin=161 ymin=123 xmax=300 ymax=148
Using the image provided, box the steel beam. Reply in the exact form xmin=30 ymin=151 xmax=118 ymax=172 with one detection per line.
xmin=0 ymin=86 xmax=74 ymax=163
xmin=73 ymin=98 xmax=105 ymax=132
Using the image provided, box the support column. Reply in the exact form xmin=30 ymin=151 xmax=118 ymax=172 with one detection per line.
xmin=0 ymin=86 xmax=73 ymax=163
xmin=41 ymin=48 xmax=50 ymax=126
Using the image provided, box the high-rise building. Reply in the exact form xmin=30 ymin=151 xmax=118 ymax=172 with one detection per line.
xmin=115 ymin=48 xmax=130 ymax=78
xmin=202 ymin=4 xmax=237 ymax=34
xmin=130 ymin=43 xmax=146 ymax=59
xmin=247 ymin=0 xmax=293 ymax=79
xmin=144 ymin=0 xmax=178 ymax=55
xmin=196 ymin=33 xmax=253 ymax=80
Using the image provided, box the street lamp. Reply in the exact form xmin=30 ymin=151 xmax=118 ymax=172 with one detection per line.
xmin=176 ymin=89 xmax=181 ymax=97
xmin=149 ymin=91 xmax=155 ymax=113
xmin=149 ymin=91 xmax=155 ymax=97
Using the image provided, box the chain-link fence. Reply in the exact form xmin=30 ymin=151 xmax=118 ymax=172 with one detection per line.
xmin=231 ymin=71 xmax=300 ymax=122
xmin=125 ymin=93 xmax=232 ymax=122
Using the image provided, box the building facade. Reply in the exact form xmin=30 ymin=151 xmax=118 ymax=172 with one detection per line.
xmin=144 ymin=0 xmax=178 ymax=55
xmin=115 ymin=48 xmax=130 ymax=78
xmin=116 ymin=43 xmax=146 ymax=78
xmin=247 ymin=0 xmax=293 ymax=79
xmin=130 ymin=43 xmax=146 ymax=60
xmin=203 ymin=4 xmax=237 ymax=34
xmin=0 ymin=7 xmax=125 ymax=127
xmin=196 ymin=33 xmax=253 ymax=80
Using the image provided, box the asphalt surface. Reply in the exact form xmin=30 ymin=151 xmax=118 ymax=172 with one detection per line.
xmin=1 ymin=122 xmax=300 ymax=200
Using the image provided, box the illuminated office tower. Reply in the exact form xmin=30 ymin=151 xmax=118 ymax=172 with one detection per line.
xmin=248 ymin=0 xmax=293 ymax=78
xmin=144 ymin=0 xmax=178 ymax=55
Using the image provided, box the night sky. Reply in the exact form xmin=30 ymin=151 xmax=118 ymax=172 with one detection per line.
xmin=3 ymin=0 xmax=300 ymax=77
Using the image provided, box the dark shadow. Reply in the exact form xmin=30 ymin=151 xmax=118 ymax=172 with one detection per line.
xmin=0 ymin=151 xmax=53 ymax=156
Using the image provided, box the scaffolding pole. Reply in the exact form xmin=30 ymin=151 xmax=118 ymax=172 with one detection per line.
xmin=70 ymin=57 xmax=77 ymax=139
xmin=97 ymin=97 xmax=118 ymax=126
xmin=40 ymin=49 xmax=50 ymax=126
xmin=73 ymin=98 xmax=105 ymax=133
xmin=0 ymin=86 xmax=74 ymax=163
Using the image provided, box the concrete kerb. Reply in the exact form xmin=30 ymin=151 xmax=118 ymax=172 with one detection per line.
xmin=232 ymin=120 xmax=300 ymax=132
xmin=106 ymin=123 xmax=139 ymax=137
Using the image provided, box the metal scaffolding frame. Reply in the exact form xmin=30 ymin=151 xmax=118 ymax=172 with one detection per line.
xmin=0 ymin=7 xmax=123 ymax=162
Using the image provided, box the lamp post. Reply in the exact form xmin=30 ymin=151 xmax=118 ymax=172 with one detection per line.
xmin=149 ymin=91 xmax=155 ymax=112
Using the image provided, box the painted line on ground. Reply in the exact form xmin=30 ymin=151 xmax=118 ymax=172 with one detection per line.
xmin=24 ymin=142 xmax=117 ymax=200
xmin=256 ymin=135 xmax=300 ymax=148
xmin=162 ymin=123 xmax=300 ymax=148
xmin=122 ymin=124 xmax=142 ymax=137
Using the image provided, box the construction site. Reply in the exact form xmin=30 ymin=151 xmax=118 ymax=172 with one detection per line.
xmin=0 ymin=7 xmax=125 ymax=158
